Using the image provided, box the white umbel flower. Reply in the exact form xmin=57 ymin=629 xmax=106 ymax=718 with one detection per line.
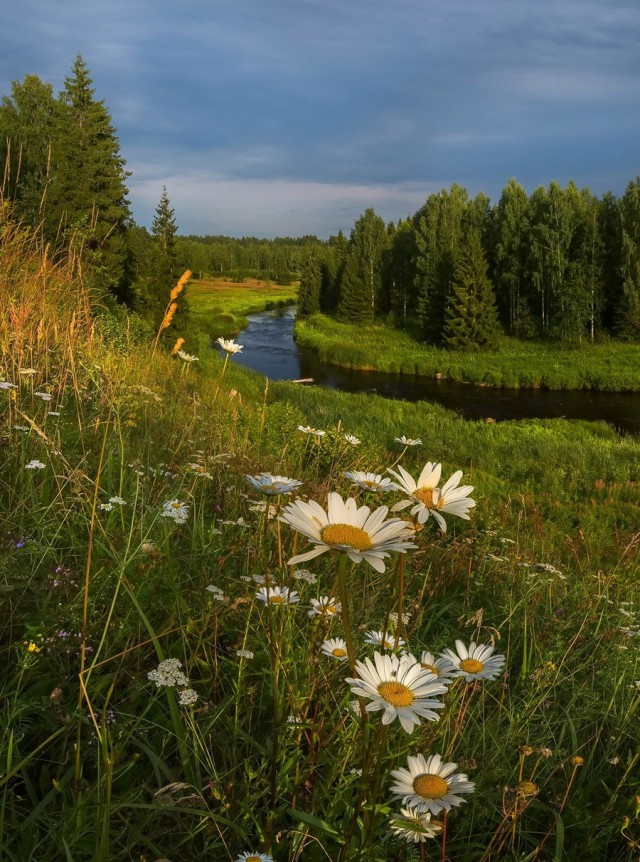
xmin=281 ymin=492 xmax=416 ymax=573
xmin=343 ymin=471 xmax=399 ymax=493
xmin=308 ymin=596 xmax=342 ymax=617
xmin=389 ymin=805 xmax=442 ymax=842
xmin=25 ymin=459 xmax=46 ymax=470
xmin=440 ymin=640 xmax=506 ymax=681
xmin=246 ymin=473 xmax=303 ymax=495
xmin=345 ymin=652 xmax=446 ymax=733
xmin=390 ymin=753 xmax=475 ymax=814
xmin=388 ymin=463 xmax=475 ymax=531
xmin=255 ymin=585 xmax=300 ymax=606
xmin=0 ymin=381 xmax=17 ymax=390
xmin=364 ymin=630 xmax=405 ymax=650
xmin=395 ymin=436 xmax=422 ymax=447
xmin=217 ymin=337 xmax=243 ymax=354
xmin=320 ymin=637 xmax=349 ymax=660
xmin=402 ymin=651 xmax=456 ymax=683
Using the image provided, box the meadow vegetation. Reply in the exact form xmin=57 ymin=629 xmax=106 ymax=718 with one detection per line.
xmin=1 ymin=214 xmax=639 ymax=861
xmin=188 ymin=278 xmax=298 ymax=338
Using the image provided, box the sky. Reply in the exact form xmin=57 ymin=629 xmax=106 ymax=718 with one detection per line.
xmin=1 ymin=0 xmax=639 ymax=238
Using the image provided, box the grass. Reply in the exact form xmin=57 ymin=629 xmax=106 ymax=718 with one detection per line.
xmin=294 ymin=313 xmax=640 ymax=391
xmin=188 ymin=277 xmax=298 ymax=338
xmin=1 ymin=215 xmax=639 ymax=861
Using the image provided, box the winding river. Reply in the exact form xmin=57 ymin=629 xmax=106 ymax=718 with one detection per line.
xmin=229 ymin=307 xmax=640 ymax=435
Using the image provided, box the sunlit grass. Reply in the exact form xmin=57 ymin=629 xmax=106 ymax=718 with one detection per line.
xmin=188 ymin=277 xmax=297 ymax=338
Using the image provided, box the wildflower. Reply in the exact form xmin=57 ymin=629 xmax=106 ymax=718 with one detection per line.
xmin=570 ymin=755 xmax=585 ymax=766
xmin=48 ymin=411 xmax=61 ymax=416
xmin=346 ymin=652 xmax=446 ymax=733
xmin=161 ymin=500 xmax=190 ymax=524
xmin=206 ymin=585 xmax=226 ymax=601
xmin=178 ymin=688 xmax=198 ymax=706
xmin=517 ymin=780 xmax=539 ymax=797
xmin=308 ymin=596 xmax=342 ymax=617
xmin=255 ymin=586 xmax=300 ymax=606
xmin=246 ymin=473 xmax=303 ymax=496
xmin=13 ymin=425 xmax=30 ymax=432
xmin=34 ymin=391 xmax=52 ymax=402
xmin=147 ymin=658 xmax=189 ymax=688
xmin=0 ymin=381 xmax=17 ymax=390
xmin=389 ymin=611 xmax=411 ymax=627
xmin=539 ymin=747 xmax=553 ymax=758
xmin=321 ymin=637 xmax=349 ymax=660
xmin=19 ymin=368 xmax=37 ymax=375
xmin=395 ymin=436 xmax=422 ymax=446
xmin=520 ymin=744 xmax=535 ymax=757
xmin=235 ymin=851 xmax=273 ymax=862
xmin=389 ymin=806 xmax=442 ymax=842
xmin=252 ymin=574 xmax=265 ymax=585
xmin=365 ymin=630 xmax=405 ymax=650
xmin=23 ymin=641 xmax=41 ymax=653
xmin=402 ymin=651 xmax=456 ymax=683
xmin=189 ymin=464 xmax=213 ymax=479
xmin=216 ymin=337 xmax=243 ymax=354
xmin=390 ymin=753 xmax=475 ymax=814
xmin=236 ymin=649 xmax=255 ymax=659
xmin=177 ymin=350 xmax=199 ymax=362
xmin=25 ymin=459 xmax=46 ymax=470
xmin=297 ymin=425 xmax=326 ymax=436
xmin=108 ymin=496 xmax=126 ymax=505
xmin=389 ymin=463 xmax=475 ymax=531
xmin=441 ymin=640 xmax=506 ymax=682
xmin=248 ymin=501 xmax=278 ymax=518
xmin=293 ymin=568 xmax=317 ymax=583
xmin=281 ymin=492 xmax=416 ymax=573
xmin=344 ymin=433 xmax=361 ymax=445
xmin=343 ymin=471 xmax=399 ymax=493
xmin=99 ymin=503 xmax=114 ymax=512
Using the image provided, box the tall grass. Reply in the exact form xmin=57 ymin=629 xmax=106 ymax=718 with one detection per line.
xmin=1 ymin=216 xmax=639 ymax=860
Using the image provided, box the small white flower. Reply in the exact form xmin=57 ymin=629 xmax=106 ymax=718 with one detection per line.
xmin=161 ymin=500 xmax=190 ymax=524
xmin=246 ymin=473 xmax=303 ymax=496
xmin=235 ymin=852 xmax=272 ymax=862
xmin=189 ymin=464 xmax=213 ymax=479
xmin=293 ymin=568 xmax=317 ymax=583
xmin=440 ymin=640 xmax=506 ymax=681
xmin=390 ymin=753 xmax=475 ymax=814
xmin=34 ymin=392 xmax=52 ymax=402
xmin=48 ymin=411 xmax=61 ymax=417
xmin=389 ymin=805 xmax=442 ymax=842
xmin=343 ymin=471 xmax=399 ymax=493
xmin=25 ymin=459 xmax=46 ymax=470
xmin=216 ymin=337 xmax=243 ymax=354
xmin=395 ymin=436 xmax=422 ymax=447
xmin=19 ymin=368 xmax=37 ymax=375
xmin=256 ymin=586 xmax=300 ymax=606
xmin=178 ymin=688 xmax=198 ymax=706
xmin=297 ymin=425 xmax=326 ymax=436
xmin=252 ymin=574 xmax=265 ymax=585
xmin=364 ymin=630 xmax=405 ymax=650
xmin=99 ymin=503 xmax=114 ymax=512
xmin=0 ymin=381 xmax=17 ymax=390
xmin=389 ymin=463 xmax=475 ymax=531
xmin=320 ymin=637 xmax=349 ymax=660
xmin=13 ymin=425 xmax=30 ymax=432
xmin=177 ymin=349 xmax=199 ymax=362
xmin=344 ymin=434 xmax=361 ymax=445
xmin=147 ymin=658 xmax=189 ymax=688
xmin=308 ymin=596 xmax=342 ymax=617
xmin=206 ymin=585 xmax=227 ymax=601
xmin=236 ymin=649 xmax=255 ymax=659
xmin=109 ymin=496 xmax=126 ymax=506
xmin=389 ymin=611 xmax=411 ymax=627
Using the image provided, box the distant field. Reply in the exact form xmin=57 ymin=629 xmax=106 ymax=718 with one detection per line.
xmin=188 ymin=277 xmax=297 ymax=337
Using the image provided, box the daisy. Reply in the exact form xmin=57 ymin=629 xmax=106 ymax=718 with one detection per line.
xmin=217 ymin=337 xmax=243 ymax=354
xmin=402 ymin=651 xmax=456 ymax=684
xmin=395 ymin=436 xmax=422 ymax=447
xmin=25 ymin=459 xmax=46 ymax=470
xmin=255 ymin=586 xmax=300 ymax=606
xmin=281 ymin=492 xmax=416 ymax=573
xmin=297 ymin=425 xmax=326 ymax=436
xmin=235 ymin=852 xmax=273 ymax=862
xmin=343 ymin=471 xmax=399 ymax=493
xmin=161 ymin=500 xmax=190 ymax=524
xmin=364 ymin=630 xmax=405 ymax=650
xmin=388 ymin=463 xmax=475 ymax=530
xmin=344 ymin=434 xmax=361 ymax=445
xmin=346 ymin=652 xmax=446 ymax=733
xmin=177 ymin=350 xmax=199 ymax=362
xmin=390 ymin=753 xmax=475 ymax=814
xmin=321 ymin=637 xmax=349 ymax=660
xmin=440 ymin=640 xmax=506 ymax=681
xmin=389 ymin=806 xmax=442 ymax=842
xmin=308 ymin=596 xmax=342 ymax=617
xmin=246 ymin=473 xmax=303 ymax=495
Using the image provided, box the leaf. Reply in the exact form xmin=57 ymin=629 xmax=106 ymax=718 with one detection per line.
xmin=287 ymin=808 xmax=340 ymax=838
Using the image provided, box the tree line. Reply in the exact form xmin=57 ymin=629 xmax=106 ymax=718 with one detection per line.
xmin=298 ymin=179 xmax=640 ymax=347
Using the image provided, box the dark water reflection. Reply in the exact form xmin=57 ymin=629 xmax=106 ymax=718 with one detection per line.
xmin=226 ymin=307 xmax=640 ymax=436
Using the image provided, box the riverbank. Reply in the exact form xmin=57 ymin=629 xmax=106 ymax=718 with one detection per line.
xmin=295 ymin=313 xmax=640 ymax=391
xmin=188 ymin=276 xmax=297 ymax=337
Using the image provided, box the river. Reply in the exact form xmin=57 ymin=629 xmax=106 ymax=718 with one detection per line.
xmin=228 ymin=307 xmax=640 ymax=435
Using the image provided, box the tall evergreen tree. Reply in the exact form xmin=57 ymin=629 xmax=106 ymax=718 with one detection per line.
xmin=46 ymin=54 xmax=131 ymax=300
xmin=443 ymin=231 xmax=500 ymax=350
xmin=140 ymin=187 xmax=180 ymax=325
xmin=320 ymin=230 xmax=348 ymax=311
xmin=337 ymin=209 xmax=388 ymax=322
xmin=616 ymin=178 xmax=640 ymax=339
xmin=297 ymin=254 xmax=322 ymax=318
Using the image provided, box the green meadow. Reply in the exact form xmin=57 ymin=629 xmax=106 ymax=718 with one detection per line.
xmin=188 ymin=277 xmax=297 ymax=338
xmin=1 ymin=222 xmax=639 ymax=861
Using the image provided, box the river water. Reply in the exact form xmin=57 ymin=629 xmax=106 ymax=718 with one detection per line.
xmin=228 ymin=307 xmax=640 ymax=435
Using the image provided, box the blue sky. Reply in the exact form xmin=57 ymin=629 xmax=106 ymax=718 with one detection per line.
xmin=2 ymin=0 xmax=639 ymax=237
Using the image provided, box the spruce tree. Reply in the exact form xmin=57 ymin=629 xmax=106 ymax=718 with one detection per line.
xmin=443 ymin=231 xmax=500 ymax=350
xmin=46 ymin=54 xmax=131 ymax=300
xmin=297 ymin=254 xmax=322 ymax=318
xmin=337 ymin=208 xmax=388 ymax=323
xmin=140 ymin=187 xmax=181 ymax=326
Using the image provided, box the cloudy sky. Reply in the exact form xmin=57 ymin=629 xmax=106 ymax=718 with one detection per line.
xmin=2 ymin=0 xmax=639 ymax=237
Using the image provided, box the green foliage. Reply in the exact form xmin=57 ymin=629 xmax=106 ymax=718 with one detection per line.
xmin=337 ymin=208 xmax=389 ymax=323
xmin=444 ymin=231 xmax=500 ymax=350
xmin=297 ymin=254 xmax=322 ymax=318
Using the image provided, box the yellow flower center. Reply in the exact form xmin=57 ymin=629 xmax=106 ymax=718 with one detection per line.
xmin=245 ymin=857 xmax=262 ymax=862
xmin=413 ymin=774 xmax=449 ymax=799
xmin=414 ymin=487 xmax=437 ymax=507
xmin=321 ymin=523 xmax=372 ymax=551
xmin=517 ymin=780 xmax=539 ymax=797
xmin=324 ymin=605 xmax=336 ymax=615
xmin=460 ymin=658 xmax=484 ymax=673
xmin=269 ymin=596 xmax=286 ymax=604
xmin=332 ymin=648 xmax=347 ymax=657
xmin=377 ymin=681 xmax=415 ymax=707
xmin=171 ymin=502 xmax=183 ymax=509
xmin=362 ymin=480 xmax=380 ymax=489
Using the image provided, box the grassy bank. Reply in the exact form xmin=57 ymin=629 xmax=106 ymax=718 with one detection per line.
xmin=1 ymin=222 xmax=639 ymax=860
xmin=188 ymin=276 xmax=297 ymax=337
xmin=295 ymin=313 xmax=640 ymax=391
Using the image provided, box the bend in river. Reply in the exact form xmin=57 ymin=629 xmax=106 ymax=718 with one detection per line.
xmin=226 ymin=307 xmax=640 ymax=436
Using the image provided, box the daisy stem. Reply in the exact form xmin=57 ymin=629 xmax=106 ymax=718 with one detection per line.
xmin=221 ymin=353 xmax=229 ymax=377
xmin=337 ymin=553 xmax=356 ymax=676
xmin=394 ymin=554 xmax=405 ymax=648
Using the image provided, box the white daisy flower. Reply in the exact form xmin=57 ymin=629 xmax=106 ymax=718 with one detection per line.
xmin=388 ymin=463 xmax=475 ymax=531
xmin=246 ymin=473 xmax=303 ymax=495
xmin=390 ymin=753 xmax=475 ymax=814
xmin=344 ymin=434 xmax=361 ymax=445
xmin=395 ymin=436 xmax=422 ymax=447
xmin=346 ymin=652 xmax=446 ymax=733
xmin=177 ymin=349 xmax=199 ymax=362
xmin=281 ymin=492 xmax=416 ymax=573
xmin=440 ymin=640 xmax=506 ymax=681
xmin=34 ymin=391 xmax=52 ymax=402
xmin=216 ymin=337 xmax=243 ymax=354
xmin=235 ymin=852 xmax=273 ymax=862
xmin=297 ymin=425 xmax=326 ymax=436
xmin=320 ymin=637 xmax=349 ymax=660
xmin=389 ymin=805 xmax=442 ymax=842
xmin=255 ymin=586 xmax=300 ymax=606
xmin=0 ymin=381 xmax=17 ymax=390
xmin=308 ymin=596 xmax=342 ymax=617
xmin=99 ymin=503 xmax=114 ymax=512
xmin=161 ymin=500 xmax=190 ymax=524
xmin=402 ymin=651 xmax=456 ymax=683
xmin=25 ymin=459 xmax=46 ymax=470
xmin=364 ymin=630 xmax=405 ymax=650
xmin=343 ymin=471 xmax=399 ymax=493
